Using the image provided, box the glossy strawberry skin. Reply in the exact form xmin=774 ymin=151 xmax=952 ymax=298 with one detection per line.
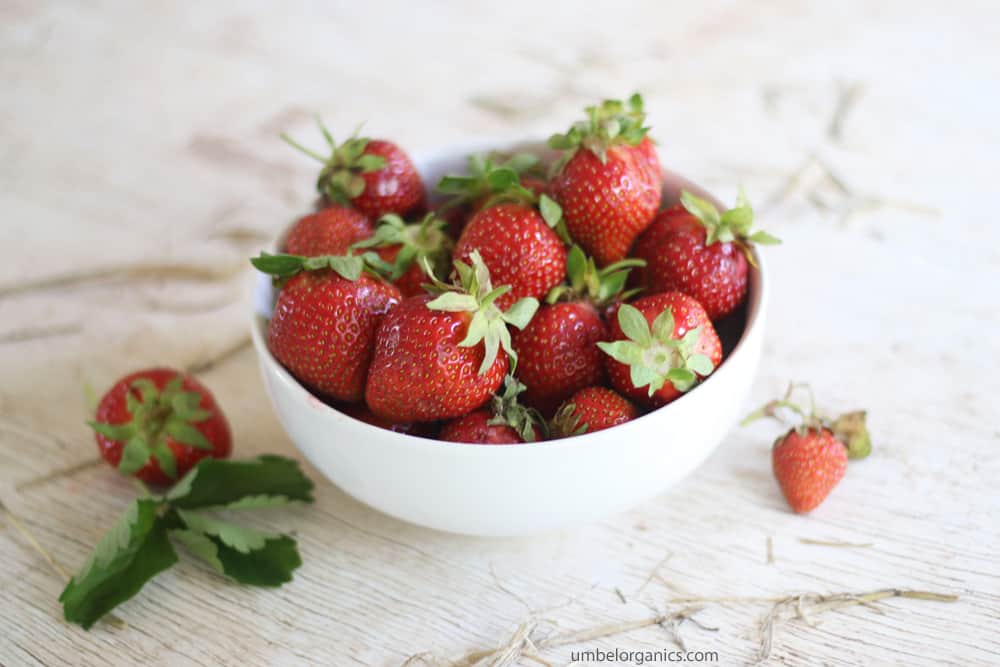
xmin=454 ymin=203 xmax=566 ymax=310
xmin=268 ymin=272 xmax=400 ymax=402
xmin=284 ymin=205 xmax=373 ymax=257
xmin=365 ymin=295 xmax=508 ymax=422
xmin=512 ymin=302 xmax=607 ymax=415
xmin=94 ymin=368 xmax=232 ymax=485
xmin=772 ymin=427 xmax=848 ymax=513
xmin=604 ymin=292 xmax=722 ymax=407
xmin=439 ymin=409 xmax=525 ymax=444
xmin=551 ymin=138 xmax=661 ymax=266
xmin=560 ymin=386 xmax=637 ymax=434
xmin=349 ymin=140 xmax=425 ymax=219
xmin=631 ymin=205 xmax=749 ymax=320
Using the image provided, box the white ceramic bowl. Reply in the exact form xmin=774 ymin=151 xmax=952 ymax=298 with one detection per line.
xmin=251 ymin=142 xmax=767 ymax=537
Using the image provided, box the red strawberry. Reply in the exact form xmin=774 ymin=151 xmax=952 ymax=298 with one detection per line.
xmin=743 ymin=384 xmax=872 ymax=513
xmin=631 ymin=190 xmax=779 ymax=320
xmin=284 ymin=205 xmax=373 ymax=257
xmin=598 ymin=292 xmax=722 ymax=407
xmin=512 ymin=245 xmax=644 ymax=414
xmin=549 ymin=94 xmax=662 ymax=266
xmin=550 ymin=386 xmax=637 ymax=438
xmin=439 ymin=377 xmax=545 ymax=444
xmin=455 ymin=202 xmax=566 ymax=310
xmin=351 ymin=213 xmax=453 ymax=297
xmin=283 ymin=119 xmax=424 ymax=219
xmin=365 ymin=251 xmax=539 ymax=422
xmin=771 ymin=428 xmax=848 ymax=513
xmin=90 ymin=368 xmax=232 ymax=485
xmin=252 ymin=252 xmax=400 ymax=402
xmin=435 ymin=152 xmax=545 ymax=236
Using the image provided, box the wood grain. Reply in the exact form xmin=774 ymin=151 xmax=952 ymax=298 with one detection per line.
xmin=2 ymin=1 xmax=998 ymax=665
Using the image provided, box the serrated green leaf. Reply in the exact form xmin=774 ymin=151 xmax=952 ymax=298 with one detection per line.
xmin=171 ymin=529 xmax=224 ymax=573
xmin=565 ymin=245 xmax=587 ymax=285
xmin=501 ymin=297 xmax=539 ymax=330
xmin=119 ymin=436 xmax=151 ymax=474
xmin=426 ymin=292 xmax=478 ymax=312
xmin=617 ymin=304 xmax=651 ymax=346
xmin=630 ymin=365 xmax=663 ymax=395
xmin=208 ymin=534 xmax=302 ymax=587
xmin=720 ymin=205 xmax=753 ymax=233
xmin=497 ymin=323 xmax=516 ymax=371
xmin=176 ymin=510 xmax=278 ymax=554
xmin=436 ymin=175 xmax=478 ymax=194
xmin=164 ymin=418 xmax=212 ymax=451
xmin=250 ymin=253 xmax=306 ymax=278
xmin=481 ymin=285 xmax=512 ymax=308
xmin=60 ymin=500 xmax=177 ymax=629
xmin=166 ymin=456 xmax=315 ymax=510
xmin=597 ymin=340 xmax=643 ymax=365
xmin=221 ymin=495 xmax=296 ymax=510
xmin=486 ymin=167 xmax=519 ymax=191
xmin=538 ymin=194 xmax=562 ymax=229
xmin=459 ymin=310 xmax=489 ymax=348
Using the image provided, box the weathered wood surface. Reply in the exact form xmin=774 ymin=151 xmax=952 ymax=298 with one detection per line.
xmin=1 ymin=1 xmax=998 ymax=665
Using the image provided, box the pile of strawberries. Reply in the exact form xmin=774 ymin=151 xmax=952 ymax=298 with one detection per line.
xmin=253 ymin=94 xmax=779 ymax=445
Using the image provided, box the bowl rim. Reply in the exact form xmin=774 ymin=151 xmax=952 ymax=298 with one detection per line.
xmin=249 ymin=145 xmax=768 ymax=452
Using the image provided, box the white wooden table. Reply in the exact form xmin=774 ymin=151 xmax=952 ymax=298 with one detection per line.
xmin=2 ymin=2 xmax=998 ymax=665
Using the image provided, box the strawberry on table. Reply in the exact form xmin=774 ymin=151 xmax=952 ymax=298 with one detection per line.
xmin=350 ymin=212 xmax=453 ymax=297
xmin=364 ymin=251 xmax=539 ymax=423
xmin=631 ymin=189 xmax=779 ymax=320
xmin=283 ymin=118 xmax=424 ymax=219
xmin=598 ymin=292 xmax=722 ymax=408
xmin=548 ymin=93 xmax=662 ymax=266
xmin=513 ymin=245 xmax=644 ymax=414
xmin=90 ymin=368 xmax=232 ymax=485
xmin=252 ymin=252 xmax=401 ymax=402
xmin=743 ymin=384 xmax=872 ymax=513
xmin=550 ymin=386 xmax=637 ymax=438
xmin=439 ymin=376 xmax=546 ymax=444
xmin=284 ymin=205 xmax=373 ymax=257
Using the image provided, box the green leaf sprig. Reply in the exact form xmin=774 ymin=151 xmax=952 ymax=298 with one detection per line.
xmin=60 ymin=455 xmax=314 ymax=629
xmin=545 ymin=245 xmax=646 ymax=307
xmin=349 ymin=212 xmax=454 ymax=283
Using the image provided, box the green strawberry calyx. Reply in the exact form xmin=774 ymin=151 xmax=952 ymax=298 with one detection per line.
xmin=680 ymin=188 xmax=781 ymax=267
xmin=548 ymin=93 xmax=651 ymax=166
xmin=281 ymin=117 xmax=386 ymax=205
xmin=250 ymin=250 xmax=389 ymax=285
xmin=740 ymin=382 xmax=872 ymax=460
xmin=435 ymin=152 xmax=541 ymax=209
xmin=424 ymin=250 xmax=539 ymax=375
xmin=597 ymin=303 xmax=715 ymax=396
xmin=487 ymin=376 xmax=547 ymax=442
xmin=546 ymin=245 xmax=645 ymax=307
xmin=550 ymin=401 xmax=590 ymax=438
xmin=350 ymin=212 xmax=454 ymax=283
xmin=88 ymin=375 xmax=214 ymax=479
